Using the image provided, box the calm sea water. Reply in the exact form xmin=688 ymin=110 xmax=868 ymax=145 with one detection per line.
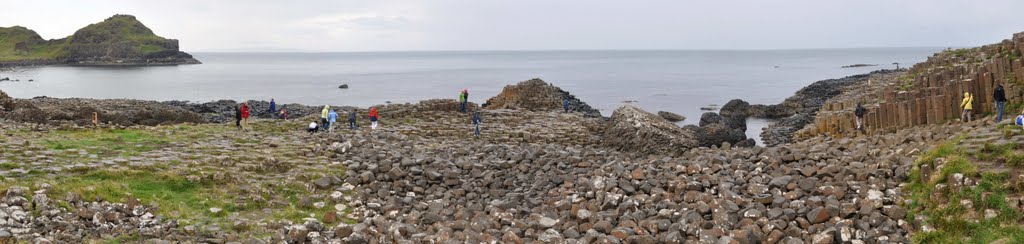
xmin=0 ymin=49 xmax=941 ymax=144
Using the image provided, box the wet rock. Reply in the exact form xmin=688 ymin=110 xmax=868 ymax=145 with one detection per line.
xmin=657 ymin=111 xmax=686 ymax=122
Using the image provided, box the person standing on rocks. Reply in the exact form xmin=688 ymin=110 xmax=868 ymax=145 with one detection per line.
xmin=961 ymin=92 xmax=974 ymax=122
xmin=268 ymin=98 xmax=277 ymax=115
xmin=240 ymin=102 xmax=251 ymax=131
xmin=472 ymin=110 xmax=482 ymax=136
xmin=563 ymin=96 xmax=570 ymax=113
xmin=994 ymin=84 xmax=1007 ymax=122
xmin=854 ymin=102 xmax=865 ymax=130
xmin=320 ymin=105 xmax=330 ymax=131
xmin=234 ymin=103 xmax=243 ymax=130
xmin=328 ymin=109 xmax=338 ymax=133
xmin=459 ymin=89 xmax=468 ymax=113
xmin=348 ymin=111 xmax=357 ymax=130
xmin=369 ymin=107 xmax=379 ymax=130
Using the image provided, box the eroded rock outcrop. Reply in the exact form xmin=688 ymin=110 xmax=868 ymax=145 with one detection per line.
xmin=483 ymin=78 xmax=601 ymax=117
xmin=603 ymin=104 xmax=696 ymax=155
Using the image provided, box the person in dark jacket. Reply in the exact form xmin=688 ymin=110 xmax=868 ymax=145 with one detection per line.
xmin=268 ymin=98 xmax=277 ymax=115
xmin=348 ymin=111 xmax=358 ymax=130
xmin=234 ymin=104 xmax=242 ymax=130
xmin=472 ymin=110 xmax=482 ymax=136
xmin=994 ymin=84 xmax=1007 ymax=121
xmin=854 ymin=103 xmax=865 ymax=130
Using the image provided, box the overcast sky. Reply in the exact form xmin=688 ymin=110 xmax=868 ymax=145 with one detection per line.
xmin=3 ymin=0 xmax=1022 ymax=52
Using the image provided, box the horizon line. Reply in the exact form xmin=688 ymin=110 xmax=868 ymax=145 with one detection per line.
xmin=192 ymin=46 xmax=954 ymax=54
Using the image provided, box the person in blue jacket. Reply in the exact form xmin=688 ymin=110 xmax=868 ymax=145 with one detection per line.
xmin=268 ymin=98 xmax=277 ymax=115
xmin=472 ymin=110 xmax=482 ymax=136
xmin=563 ymin=97 xmax=570 ymax=113
xmin=328 ymin=109 xmax=338 ymax=133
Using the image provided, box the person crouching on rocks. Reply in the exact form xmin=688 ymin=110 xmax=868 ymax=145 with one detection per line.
xmin=472 ymin=110 xmax=482 ymax=137
xmin=369 ymin=107 xmax=379 ymax=130
xmin=1016 ymin=108 xmax=1024 ymax=129
xmin=854 ymin=102 xmax=865 ymax=130
xmin=279 ymin=106 xmax=289 ymax=120
xmin=960 ymin=92 xmax=974 ymax=122
xmin=307 ymin=121 xmax=319 ymax=134
xmin=328 ymin=109 xmax=338 ymax=133
xmin=240 ymin=102 xmax=251 ymax=131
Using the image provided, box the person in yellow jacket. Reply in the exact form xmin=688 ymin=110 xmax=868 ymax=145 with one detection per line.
xmin=320 ymin=105 xmax=330 ymax=132
xmin=960 ymin=92 xmax=974 ymax=122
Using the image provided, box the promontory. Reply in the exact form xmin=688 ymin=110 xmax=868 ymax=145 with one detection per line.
xmin=0 ymin=14 xmax=199 ymax=66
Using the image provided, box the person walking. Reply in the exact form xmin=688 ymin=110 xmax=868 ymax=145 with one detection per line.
xmin=369 ymin=107 xmax=379 ymax=130
xmin=472 ymin=110 xmax=482 ymax=137
xmin=328 ymin=109 xmax=338 ymax=133
xmin=563 ymin=97 xmax=570 ymax=113
xmin=463 ymin=89 xmax=469 ymax=112
xmin=240 ymin=102 xmax=251 ymax=131
xmin=268 ymin=98 xmax=277 ymax=115
xmin=994 ymin=84 xmax=1007 ymax=122
xmin=320 ymin=105 xmax=330 ymax=131
xmin=960 ymin=92 xmax=974 ymax=123
xmin=854 ymin=102 xmax=865 ymax=130
xmin=234 ymin=104 xmax=242 ymax=130
xmin=348 ymin=111 xmax=357 ymax=130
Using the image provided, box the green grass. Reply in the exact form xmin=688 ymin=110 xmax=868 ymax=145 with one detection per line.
xmin=42 ymin=128 xmax=169 ymax=156
xmin=0 ymin=162 xmax=19 ymax=170
xmin=905 ymin=136 xmax=1024 ymax=243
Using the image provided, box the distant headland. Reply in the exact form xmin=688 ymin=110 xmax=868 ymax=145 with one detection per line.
xmin=0 ymin=14 xmax=200 ymax=66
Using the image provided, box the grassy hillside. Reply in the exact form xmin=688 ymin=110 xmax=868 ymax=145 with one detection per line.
xmin=0 ymin=26 xmax=66 ymax=62
xmin=0 ymin=14 xmax=180 ymax=63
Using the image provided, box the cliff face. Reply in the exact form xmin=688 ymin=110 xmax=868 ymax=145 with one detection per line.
xmin=0 ymin=14 xmax=199 ymax=66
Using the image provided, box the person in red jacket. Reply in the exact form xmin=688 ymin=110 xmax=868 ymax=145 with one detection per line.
xmin=369 ymin=107 xmax=379 ymax=130
xmin=240 ymin=102 xmax=251 ymax=131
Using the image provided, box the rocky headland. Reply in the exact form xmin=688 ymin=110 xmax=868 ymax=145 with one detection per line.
xmin=2 ymin=32 xmax=1024 ymax=243
xmin=0 ymin=14 xmax=200 ymax=67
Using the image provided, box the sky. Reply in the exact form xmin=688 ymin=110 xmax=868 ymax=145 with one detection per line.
xmin=2 ymin=0 xmax=1023 ymax=52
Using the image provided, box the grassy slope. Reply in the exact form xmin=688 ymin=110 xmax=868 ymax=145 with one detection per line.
xmin=905 ymin=124 xmax=1024 ymax=243
xmin=0 ymin=15 xmax=173 ymax=62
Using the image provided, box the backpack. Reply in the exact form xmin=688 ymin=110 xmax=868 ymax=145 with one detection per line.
xmin=1017 ymin=115 xmax=1024 ymax=125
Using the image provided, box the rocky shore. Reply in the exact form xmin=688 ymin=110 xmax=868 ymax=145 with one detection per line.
xmin=0 ymin=54 xmax=1021 ymax=243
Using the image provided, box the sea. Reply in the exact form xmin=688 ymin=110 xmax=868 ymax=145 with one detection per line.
xmin=0 ymin=48 xmax=942 ymax=144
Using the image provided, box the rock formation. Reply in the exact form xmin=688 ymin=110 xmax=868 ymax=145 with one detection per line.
xmin=0 ymin=14 xmax=199 ymax=66
xmin=602 ymin=104 xmax=696 ymax=155
xmin=483 ymin=78 xmax=601 ymax=117
xmin=805 ymin=31 xmax=1024 ymax=139
xmin=657 ymin=111 xmax=685 ymax=122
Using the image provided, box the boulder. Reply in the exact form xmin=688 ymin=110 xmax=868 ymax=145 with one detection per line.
xmin=657 ymin=111 xmax=686 ymax=122
xmin=603 ymin=104 xmax=697 ymax=155
xmin=339 ymin=84 xmax=349 ymax=89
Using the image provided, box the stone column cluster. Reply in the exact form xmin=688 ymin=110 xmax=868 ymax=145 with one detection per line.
xmin=800 ymin=32 xmax=1024 ymax=139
